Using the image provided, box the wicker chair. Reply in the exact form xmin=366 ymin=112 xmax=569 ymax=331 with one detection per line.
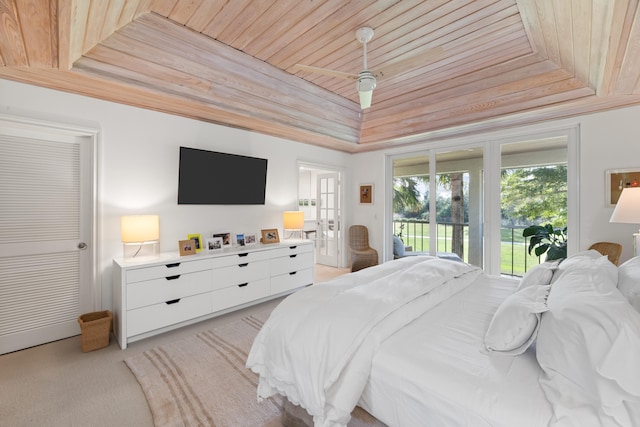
xmin=588 ymin=241 xmax=623 ymax=266
xmin=348 ymin=225 xmax=379 ymax=272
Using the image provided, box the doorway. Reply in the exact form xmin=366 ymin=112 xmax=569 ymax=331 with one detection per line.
xmin=0 ymin=116 xmax=97 ymax=354
xmin=298 ymin=163 xmax=342 ymax=267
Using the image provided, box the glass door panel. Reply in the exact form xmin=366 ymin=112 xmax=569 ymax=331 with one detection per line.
xmin=500 ymin=138 xmax=568 ymax=276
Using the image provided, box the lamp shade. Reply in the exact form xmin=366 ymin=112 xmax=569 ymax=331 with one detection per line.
xmin=283 ymin=211 xmax=304 ymax=230
xmin=610 ymin=188 xmax=640 ymax=223
xmin=121 ymin=215 xmax=160 ymax=243
xmin=358 ymin=90 xmax=373 ymax=109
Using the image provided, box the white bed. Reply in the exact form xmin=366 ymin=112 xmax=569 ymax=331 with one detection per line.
xmin=247 ymin=252 xmax=640 ymax=427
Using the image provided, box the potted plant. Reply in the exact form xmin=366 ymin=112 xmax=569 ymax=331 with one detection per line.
xmin=522 ymin=224 xmax=567 ymax=261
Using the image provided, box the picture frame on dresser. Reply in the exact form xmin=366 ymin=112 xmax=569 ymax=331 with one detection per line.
xmin=212 ymin=232 xmax=232 ymax=246
xmin=245 ymin=233 xmax=257 ymax=245
xmin=179 ymin=239 xmax=196 ymax=256
xmin=261 ymin=228 xmax=280 ymax=243
xmin=187 ymin=233 xmax=203 ymax=252
xmin=206 ymin=237 xmax=223 ymax=251
xmin=235 ymin=233 xmax=246 ymax=246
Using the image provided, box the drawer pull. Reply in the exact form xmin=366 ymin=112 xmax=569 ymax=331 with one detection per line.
xmin=238 ymin=263 xmax=249 ymax=267
xmin=166 ymin=263 xmax=181 ymax=268
xmin=289 ymin=271 xmax=297 ymax=275
xmin=289 ymin=254 xmax=297 ymax=258
xmin=166 ymin=298 xmax=181 ymax=305
xmin=238 ymin=253 xmax=249 ymax=257
xmin=289 ymin=245 xmax=297 ymax=249
xmin=165 ymin=275 xmax=181 ymax=280
xmin=238 ymin=283 xmax=249 ymax=288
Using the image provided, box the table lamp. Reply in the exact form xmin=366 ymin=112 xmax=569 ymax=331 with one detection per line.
xmin=283 ymin=211 xmax=304 ymax=240
xmin=121 ymin=215 xmax=160 ymax=259
xmin=609 ymin=187 xmax=640 ymax=255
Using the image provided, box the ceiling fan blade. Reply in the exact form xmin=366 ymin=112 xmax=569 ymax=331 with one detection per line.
xmin=293 ymin=64 xmax=359 ymax=80
xmin=372 ymin=46 xmax=444 ymax=80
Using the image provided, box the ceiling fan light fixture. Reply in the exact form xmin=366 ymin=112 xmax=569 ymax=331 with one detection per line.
xmin=358 ymin=89 xmax=373 ymax=109
xmin=356 ymin=72 xmax=376 ymax=109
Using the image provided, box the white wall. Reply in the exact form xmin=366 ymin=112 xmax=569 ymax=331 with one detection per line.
xmin=0 ymin=79 xmax=351 ymax=310
xmin=348 ymin=105 xmax=640 ymax=266
xmin=3 ymin=78 xmax=640 ymax=308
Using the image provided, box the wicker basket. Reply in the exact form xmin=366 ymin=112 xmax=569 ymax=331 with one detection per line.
xmin=77 ymin=310 xmax=112 ymax=352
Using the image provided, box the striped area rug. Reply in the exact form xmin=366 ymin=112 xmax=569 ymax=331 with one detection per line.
xmin=124 ymin=309 xmax=384 ymax=427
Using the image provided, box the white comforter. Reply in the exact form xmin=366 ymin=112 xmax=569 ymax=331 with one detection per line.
xmin=246 ymin=256 xmax=482 ymax=427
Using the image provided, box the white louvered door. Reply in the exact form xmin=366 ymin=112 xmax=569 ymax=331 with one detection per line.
xmin=0 ymin=119 xmax=95 ymax=355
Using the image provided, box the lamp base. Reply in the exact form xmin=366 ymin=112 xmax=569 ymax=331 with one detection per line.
xmin=123 ymin=241 xmax=159 ymax=260
xmin=283 ymin=229 xmax=303 ymax=240
xmin=634 ymin=233 xmax=640 ymax=257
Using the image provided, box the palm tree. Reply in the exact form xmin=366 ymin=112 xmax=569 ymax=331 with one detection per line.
xmin=393 ymin=177 xmax=424 ymax=213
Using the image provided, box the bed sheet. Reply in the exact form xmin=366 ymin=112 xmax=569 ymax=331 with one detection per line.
xmin=359 ymin=274 xmax=553 ymax=427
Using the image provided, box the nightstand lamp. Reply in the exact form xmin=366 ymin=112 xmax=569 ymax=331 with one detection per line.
xmin=283 ymin=211 xmax=304 ymax=240
xmin=609 ymin=187 xmax=640 ymax=256
xmin=121 ymin=215 xmax=160 ymax=259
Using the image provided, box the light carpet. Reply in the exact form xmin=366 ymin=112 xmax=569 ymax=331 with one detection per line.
xmin=124 ymin=307 xmax=384 ymax=427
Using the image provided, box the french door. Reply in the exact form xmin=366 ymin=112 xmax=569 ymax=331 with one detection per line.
xmin=316 ymin=172 xmax=340 ymax=266
xmin=0 ymin=117 xmax=95 ymax=354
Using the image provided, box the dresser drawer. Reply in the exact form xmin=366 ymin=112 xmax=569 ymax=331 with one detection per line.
xmin=211 ymin=278 xmax=270 ymax=312
xmin=270 ymin=251 xmax=314 ymax=276
xmin=210 ymin=250 xmax=271 ymax=268
xmin=126 ymin=258 xmax=211 ymax=283
xmin=270 ymin=244 xmax=313 ymax=258
xmin=212 ymin=260 xmax=269 ymax=290
xmin=127 ymin=269 xmax=212 ymax=310
xmin=271 ymin=268 xmax=313 ymax=294
xmin=127 ymin=293 xmax=211 ymax=337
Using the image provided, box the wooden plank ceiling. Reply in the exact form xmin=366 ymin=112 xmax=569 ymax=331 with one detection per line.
xmin=1 ymin=0 xmax=640 ymax=153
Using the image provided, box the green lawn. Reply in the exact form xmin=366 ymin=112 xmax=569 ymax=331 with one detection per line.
xmin=394 ymin=222 xmax=542 ymax=276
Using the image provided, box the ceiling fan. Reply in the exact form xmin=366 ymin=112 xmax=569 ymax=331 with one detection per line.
xmin=294 ymin=27 xmax=443 ymax=109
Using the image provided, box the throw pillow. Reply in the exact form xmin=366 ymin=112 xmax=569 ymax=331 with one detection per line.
xmin=517 ymin=261 xmax=558 ymax=291
xmin=392 ymin=235 xmax=405 ymax=257
xmin=484 ymin=284 xmax=550 ymax=355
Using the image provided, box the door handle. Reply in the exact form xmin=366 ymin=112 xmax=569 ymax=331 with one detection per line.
xmin=78 ymin=242 xmax=87 ymax=250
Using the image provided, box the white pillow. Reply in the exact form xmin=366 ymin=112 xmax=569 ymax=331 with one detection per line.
xmin=517 ymin=261 xmax=558 ymax=291
xmin=552 ymin=252 xmax=618 ymax=292
xmin=618 ymin=256 xmax=640 ymax=313
xmin=536 ymin=268 xmax=640 ymax=426
xmin=484 ymin=284 xmax=550 ymax=355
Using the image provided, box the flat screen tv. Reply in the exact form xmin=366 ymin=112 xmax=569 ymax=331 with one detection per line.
xmin=178 ymin=146 xmax=268 ymax=205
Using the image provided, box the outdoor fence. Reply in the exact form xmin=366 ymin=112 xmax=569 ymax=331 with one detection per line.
xmin=393 ymin=219 xmax=542 ymax=277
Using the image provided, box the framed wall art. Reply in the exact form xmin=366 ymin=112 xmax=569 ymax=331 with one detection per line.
xmin=606 ymin=168 xmax=640 ymax=206
xmin=359 ymin=184 xmax=373 ymax=204
xmin=261 ymin=228 xmax=280 ymax=244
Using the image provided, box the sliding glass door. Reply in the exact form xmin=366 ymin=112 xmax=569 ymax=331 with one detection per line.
xmin=391 ymin=147 xmax=483 ymax=267
xmin=388 ymin=127 xmax=577 ymax=276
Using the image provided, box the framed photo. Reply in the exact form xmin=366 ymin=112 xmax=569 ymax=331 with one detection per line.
xmin=206 ymin=237 xmax=223 ymax=251
xmin=359 ymin=184 xmax=373 ymax=204
xmin=261 ymin=228 xmax=280 ymax=244
xmin=606 ymin=168 xmax=640 ymax=206
xmin=212 ymin=232 xmax=232 ymax=246
xmin=235 ymin=233 xmax=246 ymax=246
xmin=179 ymin=239 xmax=196 ymax=256
xmin=187 ymin=233 xmax=203 ymax=252
xmin=244 ymin=233 xmax=257 ymax=245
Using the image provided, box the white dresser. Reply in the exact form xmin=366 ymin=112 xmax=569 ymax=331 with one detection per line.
xmin=113 ymin=241 xmax=314 ymax=349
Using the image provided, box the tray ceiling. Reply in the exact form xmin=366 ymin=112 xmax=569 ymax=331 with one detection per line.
xmin=1 ymin=0 xmax=640 ymax=153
